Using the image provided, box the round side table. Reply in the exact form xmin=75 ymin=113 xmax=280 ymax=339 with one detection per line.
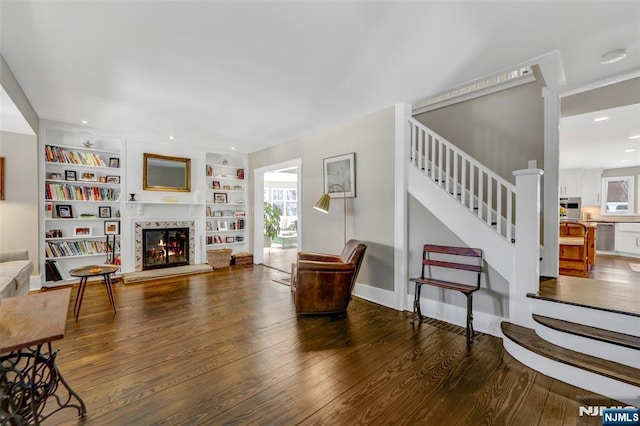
xmin=69 ymin=265 xmax=119 ymax=321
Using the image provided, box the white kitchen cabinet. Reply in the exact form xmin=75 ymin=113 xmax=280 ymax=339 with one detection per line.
xmin=614 ymin=223 xmax=640 ymax=255
xmin=581 ymin=169 xmax=602 ymax=206
xmin=559 ymin=171 xmax=583 ymax=197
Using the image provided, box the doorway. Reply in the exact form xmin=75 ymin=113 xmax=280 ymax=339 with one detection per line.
xmin=253 ymin=159 xmax=302 ymax=273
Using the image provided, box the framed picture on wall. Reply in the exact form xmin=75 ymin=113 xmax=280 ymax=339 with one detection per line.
xmin=323 ymin=152 xmax=356 ymax=198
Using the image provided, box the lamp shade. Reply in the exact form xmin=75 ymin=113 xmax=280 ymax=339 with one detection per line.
xmin=313 ymin=193 xmax=331 ymax=214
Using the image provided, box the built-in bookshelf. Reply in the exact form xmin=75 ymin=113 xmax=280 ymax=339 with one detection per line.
xmin=204 ymin=153 xmax=248 ymax=250
xmin=41 ymin=128 xmax=123 ymax=284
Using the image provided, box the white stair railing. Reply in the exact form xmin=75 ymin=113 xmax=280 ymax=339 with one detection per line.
xmin=409 ymin=117 xmax=516 ymax=245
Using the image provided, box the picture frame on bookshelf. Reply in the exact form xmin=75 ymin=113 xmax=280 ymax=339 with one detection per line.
xmin=55 ymin=204 xmax=73 ymax=218
xmin=206 ymin=221 xmax=213 ymax=232
xmin=109 ymin=158 xmax=120 ymax=168
xmin=225 ymin=236 xmax=235 ymax=243
xmin=223 ymin=185 xmax=231 ymax=190
xmin=99 ymin=176 xmax=107 ymax=183
xmin=48 ymin=172 xmax=62 ymax=180
xmin=217 ymin=221 xmax=228 ymax=231
xmin=73 ymin=226 xmax=92 ymax=236
xmin=212 ymin=181 xmax=221 ymax=189
xmin=206 ymin=165 xmax=213 ymax=177
xmin=206 ymin=206 xmax=212 ymax=217
xmin=213 ymin=192 xmax=228 ymax=203
xmin=80 ymin=171 xmax=97 ymax=182
xmin=213 ymin=210 xmax=223 ymax=217
xmin=65 ymin=170 xmax=77 ymax=181
xmin=236 ymin=168 xmax=245 ymax=179
xmin=98 ymin=206 xmax=112 ymax=218
xmin=106 ymin=175 xmax=120 ymax=184
xmin=104 ymin=220 xmax=120 ymax=235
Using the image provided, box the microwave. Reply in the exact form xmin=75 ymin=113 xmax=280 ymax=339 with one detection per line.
xmin=559 ymin=197 xmax=581 ymax=220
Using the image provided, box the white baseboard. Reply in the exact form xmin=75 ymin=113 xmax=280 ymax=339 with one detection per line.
xmin=353 ymin=282 xmax=397 ymax=309
xmin=29 ymin=275 xmax=42 ymax=292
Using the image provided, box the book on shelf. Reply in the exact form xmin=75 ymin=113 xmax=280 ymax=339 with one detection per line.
xmin=45 ymin=145 xmax=109 ymax=167
xmin=45 ymin=202 xmax=52 ymax=219
xmin=45 ymin=183 xmax=119 ymax=201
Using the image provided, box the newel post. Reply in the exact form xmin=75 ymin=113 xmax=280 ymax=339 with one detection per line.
xmin=511 ymin=166 xmax=544 ymax=327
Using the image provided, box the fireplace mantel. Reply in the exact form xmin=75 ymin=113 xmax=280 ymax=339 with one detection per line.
xmin=134 ymin=220 xmax=196 ymax=271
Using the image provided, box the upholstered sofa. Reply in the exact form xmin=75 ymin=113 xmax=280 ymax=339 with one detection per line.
xmin=0 ymin=250 xmax=33 ymax=299
xmin=293 ymin=239 xmax=367 ymax=314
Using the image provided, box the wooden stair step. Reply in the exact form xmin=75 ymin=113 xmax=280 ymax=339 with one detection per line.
xmin=501 ymin=322 xmax=640 ymax=387
xmin=532 ymin=314 xmax=640 ymax=350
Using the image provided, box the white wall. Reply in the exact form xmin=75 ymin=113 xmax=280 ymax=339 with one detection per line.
xmin=249 ymin=107 xmax=396 ymax=291
xmin=0 ymin=130 xmax=39 ymax=274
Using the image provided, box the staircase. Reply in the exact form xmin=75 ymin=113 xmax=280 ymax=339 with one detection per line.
xmin=405 ymin=116 xmax=640 ymax=405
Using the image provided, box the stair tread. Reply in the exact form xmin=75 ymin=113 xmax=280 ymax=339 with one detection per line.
xmin=532 ymin=314 xmax=640 ymax=350
xmin=501 ymin=321 xmax=640 ymax=387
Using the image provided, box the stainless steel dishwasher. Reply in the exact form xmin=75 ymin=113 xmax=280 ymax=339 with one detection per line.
xmin=596 ymin=222 xmax=615 ymax=251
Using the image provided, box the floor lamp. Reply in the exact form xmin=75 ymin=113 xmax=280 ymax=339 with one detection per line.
xmin=313 ymin=183 xmax=347 ymax=244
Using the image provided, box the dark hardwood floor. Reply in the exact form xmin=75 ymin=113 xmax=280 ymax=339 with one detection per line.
xmin=37 ymin=265 xmax=616 ymax=425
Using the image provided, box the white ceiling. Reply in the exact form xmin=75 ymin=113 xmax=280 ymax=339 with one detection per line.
xmin=560 ymin=103 xmax=640 ymax=170
xmin=1 ymin=1 xmax=639 ymax=153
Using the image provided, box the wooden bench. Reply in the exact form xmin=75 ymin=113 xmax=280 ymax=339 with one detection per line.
xmin=409 ymin=244 xmax=483 ymax=346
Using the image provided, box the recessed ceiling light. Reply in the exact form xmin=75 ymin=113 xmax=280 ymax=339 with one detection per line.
xmin=593 ymin=116 xmax=609 ymax=122
xmin=81 ymin=120 xmax=88 ymax=124
xmin=620 ymin=159 xmax=630 ymax=163
xmin=629 ymin=135 xmax=640 ymax=140
xmin=169 ymin=135 xmax=175 ymax=140
xmin=231 ymin=147 xmax=235 ymax=150
xmin=624 ymin=149 xmax=637 ymax=153
xmin=600 ymin=49 xmax=627 ymax=65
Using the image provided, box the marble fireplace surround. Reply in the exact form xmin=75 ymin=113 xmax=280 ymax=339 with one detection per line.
xmin=134 ymin=220 xmax=196 ymax=272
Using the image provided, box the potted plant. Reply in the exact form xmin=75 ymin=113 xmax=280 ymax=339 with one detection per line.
xmin=264 ymin=201 xmax=281 ymax=247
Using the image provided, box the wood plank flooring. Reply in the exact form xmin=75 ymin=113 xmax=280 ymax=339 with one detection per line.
xmin=39 ymin=265 xmax=616 ymax=425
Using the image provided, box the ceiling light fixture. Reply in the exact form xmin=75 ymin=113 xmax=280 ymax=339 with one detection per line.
xmin=620 ymin=159 xmax=630 ymax=163
xmin=593 ymin=116 xmax=609 ymax=122
xmin=624 ymin=149 xmax=637 ymax=153
xmin=81 ymin=120 xmax=88 ymax=124
xmin=629 ymin=135 xmax=640 ymax=140
xmin=231 ymin=147 xmax=235 ymax=150
xmin=169 ymin=135 xmax=175 ymax=140
xmin=600 ymin=49 xmax=627 ymax=65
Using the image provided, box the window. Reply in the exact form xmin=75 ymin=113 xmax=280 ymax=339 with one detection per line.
xmin=601 ymin=176 xmax=635 ymax=215
xmin=266 ymin=188 xmax=297 ymax=228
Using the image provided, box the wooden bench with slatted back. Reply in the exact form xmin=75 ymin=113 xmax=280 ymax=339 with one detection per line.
xmin=409 ymin=244 xmax=483 ymax=346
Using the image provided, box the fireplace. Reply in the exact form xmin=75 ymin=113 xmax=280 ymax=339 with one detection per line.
xmin=143 ymin=227 xmax=189 ymax=270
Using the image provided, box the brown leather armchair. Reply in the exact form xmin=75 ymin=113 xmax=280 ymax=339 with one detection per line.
xmin=293 ymin=239 xmax=367 ymax=314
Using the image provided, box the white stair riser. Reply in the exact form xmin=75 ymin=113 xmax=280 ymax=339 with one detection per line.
xmin=534 ymin=325 xmax=640 ymax=369
xmin=503 ymin=338 xmax=639 ymax=406
xmin=531 ymin=297 xmax=640 ymax=337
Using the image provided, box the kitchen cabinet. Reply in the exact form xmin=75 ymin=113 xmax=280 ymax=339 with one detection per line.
xmin=559 ymin=171 xmax=582 ymax=197
xmin=614 ymin=223 xmax=640 ymax=255
xmin=581 ymin=169 xmax=602 ymax=206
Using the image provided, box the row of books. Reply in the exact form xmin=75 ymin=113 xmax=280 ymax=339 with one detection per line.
xmin=206 ymin=235 xmax=244 ymax=244
xmin=46 ymin=183 xmax=120 ymax=201
xmin=45 ymin=240 xmax=121 ymax=258
xmin=45 ymin=145 xmax=114 ymax=167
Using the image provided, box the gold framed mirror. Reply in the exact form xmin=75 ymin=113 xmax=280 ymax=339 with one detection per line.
xmin=143 ymin=153 xmax=191 ymax=192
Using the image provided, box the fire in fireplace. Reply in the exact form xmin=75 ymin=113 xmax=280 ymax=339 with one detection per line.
xmin=143 ymin=227 xmax=189 ymax=270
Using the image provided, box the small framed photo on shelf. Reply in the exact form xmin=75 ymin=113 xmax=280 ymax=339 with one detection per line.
xmin=109 ymin=158 xmax=120 ymax=168
xmin=206 ymin=221 xmax=213 ymax=232
xmin=99 ymin=176 xmax=107 ymax=183
xmin=213 ymin=210 xmax=223 ymax=217
xmin=104 ymin=220 xmax=120 ymax=235
xmin=223 ymin=185 xmax=231 ymax=190
xmin=212 ymin=180 xmax=220 ymax=189
xmin=225 ymin=236 xmax=235 ymax=243
xmin=48 ymin=172 xmax=62 ymax=181
xmin=236 ymin=168 xmax=245 ymax=179
xmin=206 ymin=165 xmax=213 ymax=177
xmin=98 ymin=206 xmax=112 ymax=218
xmin=80 ymin=171 xmax=97 ymax=182
xmin=65 ymin=170 xmax=77 ymax=181
xmin=106 ymin=175 xmax=120 ymax=184
xmin=213 ymin=193 xmax=228 ymax=204
xmin=73 ymin=226 xmax=92 ymax=236
xmin=217 ymin=221 xmax=228 ymax=231
xmin=55 ymin=204 xmax=73 ymax=218
xmin=206 ymin=207 xmax=212 ymax=217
